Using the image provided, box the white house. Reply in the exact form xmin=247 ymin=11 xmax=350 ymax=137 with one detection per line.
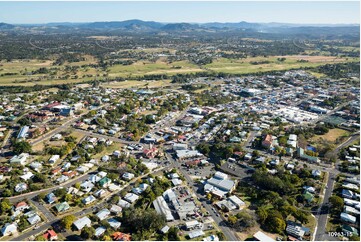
xmin=49 ymin=155 xmax=60 ymax=165
xmin=73 ymin=217 xmax=92 ymax=230
xmin=1 ymin=223 xmax=17 ymax=236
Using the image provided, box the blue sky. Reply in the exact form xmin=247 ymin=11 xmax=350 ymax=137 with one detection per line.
xmin=0 ymin=1 xmax=359 ymax=24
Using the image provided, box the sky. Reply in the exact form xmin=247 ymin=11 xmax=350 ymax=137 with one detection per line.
xmin=0 ymin=1 xmax=359 ymax=25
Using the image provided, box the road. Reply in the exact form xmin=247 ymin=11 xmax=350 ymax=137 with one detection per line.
xmin=314 ymin=172 xmax=336 ymax=241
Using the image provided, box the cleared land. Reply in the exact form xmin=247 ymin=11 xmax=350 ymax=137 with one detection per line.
xmin=313 ymin=128 xmax=350 ymax=142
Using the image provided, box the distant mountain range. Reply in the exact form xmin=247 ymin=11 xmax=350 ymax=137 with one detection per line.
xmin=0 ymin=19 xmax=359 ymax=34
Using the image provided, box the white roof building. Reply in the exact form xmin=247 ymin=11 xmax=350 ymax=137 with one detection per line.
xmin=96 ymin=208 xmax=110 ymax=221
xmin=73 ymin=216 xmax=92 ymax=230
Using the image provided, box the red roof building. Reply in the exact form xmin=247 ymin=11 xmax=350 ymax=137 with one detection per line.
xmin=112 ymin=232 xmax=131 ymax=241
xmin=43 ymin=230 xmax=58 ymax=241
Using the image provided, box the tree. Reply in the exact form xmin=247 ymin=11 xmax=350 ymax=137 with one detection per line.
xmin=329 ymin=195 xmax=344 ymax=213
xmin=64 ymin=194 xmax=73 ymax=202
xmin=265 ymin=211 xmax=286 ymax=234
xmin=37 ymin=192 xmax=47 ymax=202
xmin=102 ymin=235 xmax=112 ymax=241
xmin=61 ymin=215 xmax=76 ymax=230
xmin=81 ymin=226 xmax=95 ymax=239
xmin=18 ymin=117 xmax=31 ymax=126
xmin=256 ymin=206 xmax=268 ymax=224
xmin=74 ymin=182 xmax=81 ymax=190
xmin=35 ymin=235 xmax=46 ymax=241
xmin=0 ymin=199 xmax=12 ymax=215
xmin=167 ymin=226 xmax=180 ymax=241
xmin=13 ymin=141 xmax=32 ymax=155
xmin=228 ymin=215 xmax=238 ymax=225
xmin=216 ymin=231 xmax=226 ymax=241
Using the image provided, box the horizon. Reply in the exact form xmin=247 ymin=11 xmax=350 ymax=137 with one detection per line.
xmin=0 ymin=1 xmax=359 ymax=25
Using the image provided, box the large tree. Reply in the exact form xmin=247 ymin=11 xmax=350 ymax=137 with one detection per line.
xmin=61 ymin=215 xmax=76 ymax=230
xmin=13 ymin=141 xmax=32 ymax=155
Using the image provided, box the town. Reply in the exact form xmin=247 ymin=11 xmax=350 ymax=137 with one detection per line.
xmin=0 ymin=1 xmax=360 ymax=241
xmin=0 ymin=67 xmax=359 ymax=241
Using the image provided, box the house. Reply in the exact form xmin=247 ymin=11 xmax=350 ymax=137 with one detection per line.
xmin=124 ymin=193 xmax=139 ymax=203
xmin=110 ymin=204 xmax=123 ymax=214
xmin=342 ymin=225 xmax=359 ymax=236
xmin=96 ymin=208 xmax=110 ymax=221
xmin=342 ymin=189 xmax=355 ymax=199
xmin=344 ymin=205 xmax=360 ymax=216
xmin=303 ymin=191 xmax=314 ymax=203
xmin=95 ymin=226 xmax=106 ymax=237
xmin=29 ymin=162 xmax=42 ymax=172
xmin=1 ymin=223 xmax=17 ymax=236
xmin=9 ymin=153 xmax=29 ymax=166
xmin=94 ymin=189 xmax=107 ymax=198
xmin=122 ymin=172 xmax=134 ymax=180
xmin=118 ymin=199 xmax=131 ymax=208
xmin=27 ymin=214 xmax=41 ymax=225
xmin=203 ymin=235 xmax=219 ymax=241
xmin=253 ymin=231 xmax=275 ymax=241
xmin=188 ymin=230 xmax=205 ymax=239
xmin=112 ymin=232 xmax=131 ymax=241
xmin=101 ymin=155 xmax=110 ymax=162
xmin=46 ymin=193 xmax=57 ymax=204
xmin=132 ymin=183 xmax=149 ymax=194
xmin=108 ymin=218 xmax=122 ymax=229
xmin=82 ymin=195 xmax=96 ymax=205
xmin=286 ymin=221 xmax=310 ymax=240
xmin=340 ymin=212 xmax=357 ymax=224
xmin=262 ymin=134 xmax=273 ymax=149
xmin=185 ymin=220 xmax=203 ymax=230
xmin=49 ymin=155 xmax=60 ymax=165
xmin=20 ymin=171 xmax=34 ymax=181
xmin=312 ymin=169 xmax=321 ymax=178
xmin=303 ymin=186 xmax=316 ymax=193
xmin=80 ymin=181 xmax=94 ymax=193
xmin=43 ymin=230 xmax=58 ymax=241
xmin=98 ymin=177 xmax=111 ymax=188
xmin=143 ymin=147 xmax=159 ymax=159
xmin=89 ymin=174 xmax=101 ymax=183
xmin=73 ymin=216 xmax=92 ymax=230
xmin=14 ymin=201 xmax=29 ymax=212
xmin=14 ymin=183 xmax=28 ymax=193
xmin=160 ymin=225 xmax=170 ymax=234
xmin=54 ymin=202 xmax=70 ymax=213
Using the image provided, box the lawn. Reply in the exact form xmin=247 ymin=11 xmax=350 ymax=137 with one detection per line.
xmin=205 ymin=56 xmax=358 ymax=75
xmin=313 ymin=128 xmax=350 ymax=143
xmin=92 ymin=143 xmax=124 ymax=159
xmin=108 ymin=60 xmax=203 ymax=78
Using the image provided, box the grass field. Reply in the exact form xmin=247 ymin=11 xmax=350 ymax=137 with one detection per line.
xmin=108 ymin=60 xmax=203 ymax=78
xmin=313 ymin=128 xmax=350 ymax=142
xmin=205 ymin=56 xmax=358 ymax=75
xmin=0 ymin=55 xmax=358 ymax=86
